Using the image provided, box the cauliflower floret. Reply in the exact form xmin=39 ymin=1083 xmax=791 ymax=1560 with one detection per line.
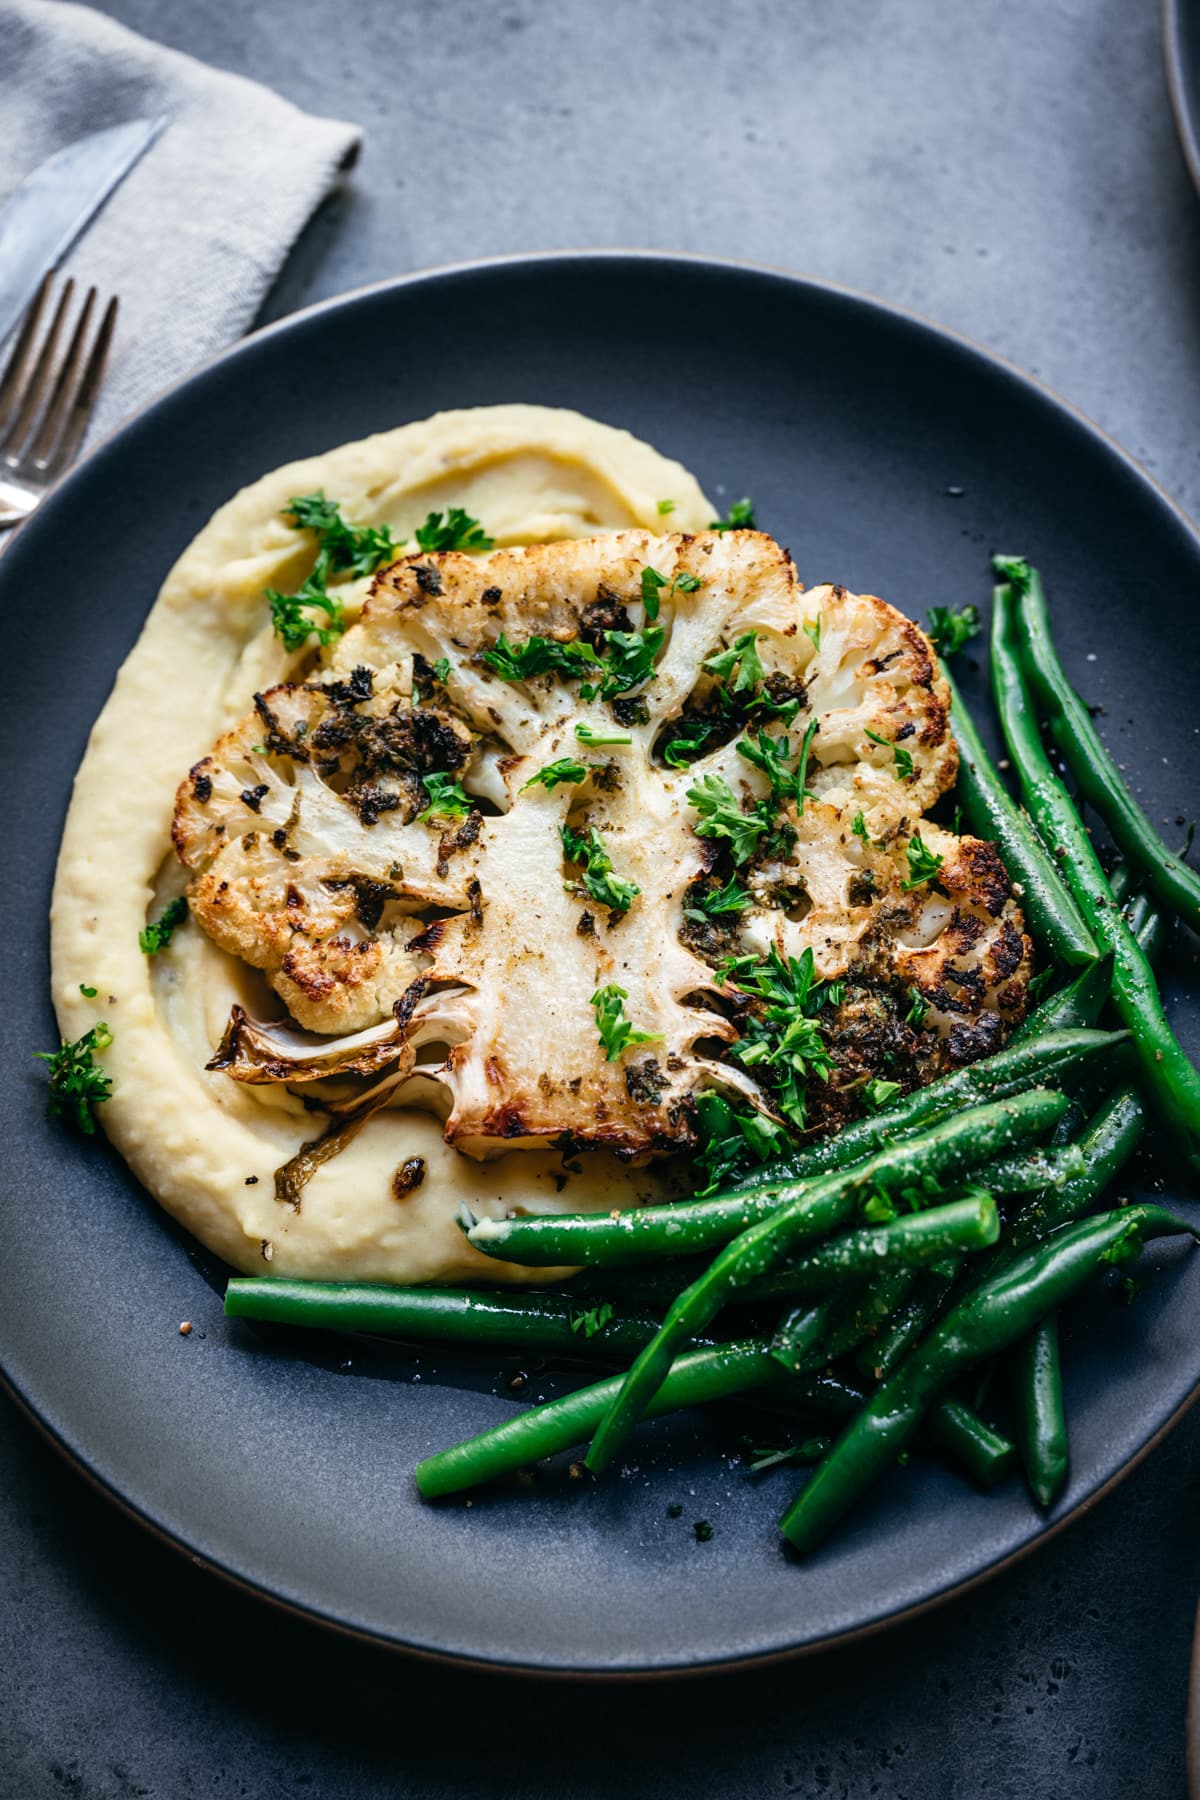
xmin=172 ymin=529 xmax=1029 ymax=1165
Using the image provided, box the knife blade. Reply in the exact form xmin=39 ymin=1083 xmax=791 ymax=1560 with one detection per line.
xmin=0 ymin=116 xmax=167 ymax=348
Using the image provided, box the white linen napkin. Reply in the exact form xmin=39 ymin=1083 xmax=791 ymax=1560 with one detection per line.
xmin=0 ymin=0 xmax=361 ymax=443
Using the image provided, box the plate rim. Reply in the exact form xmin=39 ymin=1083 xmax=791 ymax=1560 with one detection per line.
xmin=4 ymin=246 xmax=1200 ymax=1677
xmin=1164 ymin=0 xmax=1200 ymax=196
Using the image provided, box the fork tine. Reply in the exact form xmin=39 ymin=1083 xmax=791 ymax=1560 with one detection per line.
xmin=43 ymin=294 xmax=117 ymax=477
xmin=0 ymin=271 xmax=55 ymax=437
xmin=28 ymin=287 xmax=97 ymax=467
xmin=0 ymin=278 xmax=75 ymax=459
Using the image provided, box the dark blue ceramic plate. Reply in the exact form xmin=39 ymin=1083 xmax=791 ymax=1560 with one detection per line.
xmin=1165 ymin=0 xmax=1200 ymax=194
xmin=2 ymin=253 xmax=1198 ymax=1674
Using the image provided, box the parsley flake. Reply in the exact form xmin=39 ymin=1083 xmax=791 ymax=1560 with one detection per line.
xmin=432 ymin=657 xmax=452 ymax=684
xmin=590 ymin=984 xmax=662 ymax=1061
xmin=521 ymin=758 xmax=589 ymax=792
xmin=561 ymin=824 xmax=640 ymax=913
xmin=803 ymin=614 xmax=822 ymax=651
xmin=687 ymin=772 xmax=769 ymax=866
xmin=851 ymin=811 xmax=870 ymax=842
xmin=863 ymin=1077 xmax=902 ymax=1112
xmin=575 ymin=723 xmax=632 ymax=747
xmin=266 ymin=492 xmax=399 ymax=653
xmin=709 ymin=497 xmax=756 ymax=532
xmin=902 ymin=833 xmax=945 ymax=891
xmin=570 ymin=1300 xmax=616 ymax=1338
xmin=37 ymin=1022 xmax=113 ymax=1134
xmin=482 ymin=633 xmax=601 ymax=682
xmin=864 ymin=727 xmax=915 ymax=782
xmin=703 ymin=631 xmax=764 ymax=696
xmin=640 ymin=566 xmax=666 ymax=620
xmin=419 ymin=772 xmax=473 ymax=821
xmin=662 ymin=719 xmax=714 ymax=769
xmin=139 ymin=896 xmax=189 ymax=955
xmin=656 ymin=498 xmax=677 ymax=516
xmin=79 ymin=984 xmax=98 ymax=999
xmin=414 ymin=508 xmax=494 ymax=553
xmin=927 ymin=603 xmax=980 ymax=659
xmin=683 ymin=877 xmax=752 ymax=922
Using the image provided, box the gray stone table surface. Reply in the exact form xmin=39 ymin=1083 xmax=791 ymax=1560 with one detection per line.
xmin=5 ymin=1 xmax=1200 ymax=1796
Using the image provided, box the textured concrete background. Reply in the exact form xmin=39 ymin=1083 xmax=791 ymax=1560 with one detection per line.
xmin=5 ymin=1 xmax=1200 ymax=1795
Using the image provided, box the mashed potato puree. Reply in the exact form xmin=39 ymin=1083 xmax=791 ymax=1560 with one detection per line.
xmin=51 ymin=406 xmax=713 ymax=1283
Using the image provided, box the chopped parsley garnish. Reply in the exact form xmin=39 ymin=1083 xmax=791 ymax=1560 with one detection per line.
xmin=562 ymin=824 xmax=641 ymax=913
xmin=570 ymin=1300 xmax=616 ymax=1338
xmin=266 ymin=492 xmax=399 ymax=652
xmin=656 ymin=498 xmax=677 ymax=515
xmin=719 ymin=945 xmax=836 ymax=1131
xmin=683 ymin=877 xmax=752 ymax=922
xmin=747 ymin=1437 xmax=830 ymax=1474
xmin=414 ymin=507 xmax=494 ymax=553
xmin=686 ymin=772 xmax=769 ymax=866
xmin=79 ymin=984 xmax=97 ymax=999
xmin=575 ymin=723 xmax=632 ymax=747
xmin=863 ymin=1077 xmax=902 ymax=1112
xmin=485 ymin=626 xmax=664 ymax=703
xmin=803 ymin=614 xmax=822 ymax=651
xmin=709 ymin=497 xmax=756 ymax=532
xmin=703 ymin=630 xmax=765 ymax=696
xmin=663 ymin=719 xmax=714 ymax=769
xmin=578 ymin=626 xmax=665 ymax=702
xmin=521 ymin=757 xmax=588 ymax=792
xmin=37 ymin=1022 xmax=113 ymax=1134
xmin=139 ymin=896 xmax=189 ymax=955
xmin=736 ymin=717 xmax=819 ymax=816
xmin=851 ymin=810 xmax=870 ymax=842
xmin=902 ymin=833 xmax=945 ymax=891
xmin=590 ymin=984 xmax=661 ymax=1061
xmin=692 ymin=1519 xmax=714 ymax=1543
xmin=283 ymin=493 xmax=398 ymax=578
xmin=864 ymin=727 xmax=915 ymax=782
xmin=482 ymin=633 xmax=601 ymax=681
xmin=419 ymin=772 xmax=473 ymax=821
xmin=905 ymin=988 xmax=930 ymax=1030
xmin=693 ymin=1090 xmax=791 ymax=1194
xmin=863 ymin=1190 xmax=898 ymax=1224
xmin=927 ymin=603 xmax=980 ymax=659
xmin=675 ymin=571 xmax=703 ymax=594
xmin=432 ymin=657 xmax=451 ymax=684
xmin=640 ymin=566 xmax=666 ymax=620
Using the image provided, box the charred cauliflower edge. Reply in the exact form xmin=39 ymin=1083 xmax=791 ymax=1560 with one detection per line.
xmin=171 ymin=529 xmax=1033 ymax=1194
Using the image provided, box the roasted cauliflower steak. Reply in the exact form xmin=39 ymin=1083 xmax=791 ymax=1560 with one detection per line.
xmin=174 ymin=529 xmax=1032 ymax=1164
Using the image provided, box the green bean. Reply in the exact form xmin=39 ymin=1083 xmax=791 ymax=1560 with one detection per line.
xmin=225 ymin=1278 xmax=672 ymax=1359
xmin=929 ymin=1398 xmax=1018 ymax=1489
xmin=726 ymin=1194 xmax=1001 ymax=1304
xmin=992 ymin=582 xmax=1200 ymax=1172
xmin=1004 ymin=1086 xmax=1145 ymax=1254
xmin=778 ymin=1203 xmax=1195 ymax=1551
xmin=1109 ymin=863 xmax=1166 ymax=968
xmin=1010 ymin=958 xmax=1111 ymax=1044
xmin=415 ymin=1337 xmax=782 ymax=1499
xmin=1127 ymin=888 xmax=1167 ymax=970
xmin=1007 ymin=559 xmax=1200 ymax=928
xmin=945 ymin=665 xmax=1097 ymax=965
xmin=855 ymin=1267 xmax=956 ymax=1382
xmin=795 ymin=1267 xmax=920 ymax=1370
xmin=585 ymin=1088 xmax=1071 ymax=1473
xmin=1013 ymin=1316 xmax=1068 ymax=1508
xmin=468 ymin=1031 xmax=1122 ymax=1268
xmin=721 ymin=1026 xmax=1117 ymax=1195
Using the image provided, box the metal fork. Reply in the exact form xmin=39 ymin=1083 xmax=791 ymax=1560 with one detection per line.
xmin=0 ymin=272 xmax=118 ymax=530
